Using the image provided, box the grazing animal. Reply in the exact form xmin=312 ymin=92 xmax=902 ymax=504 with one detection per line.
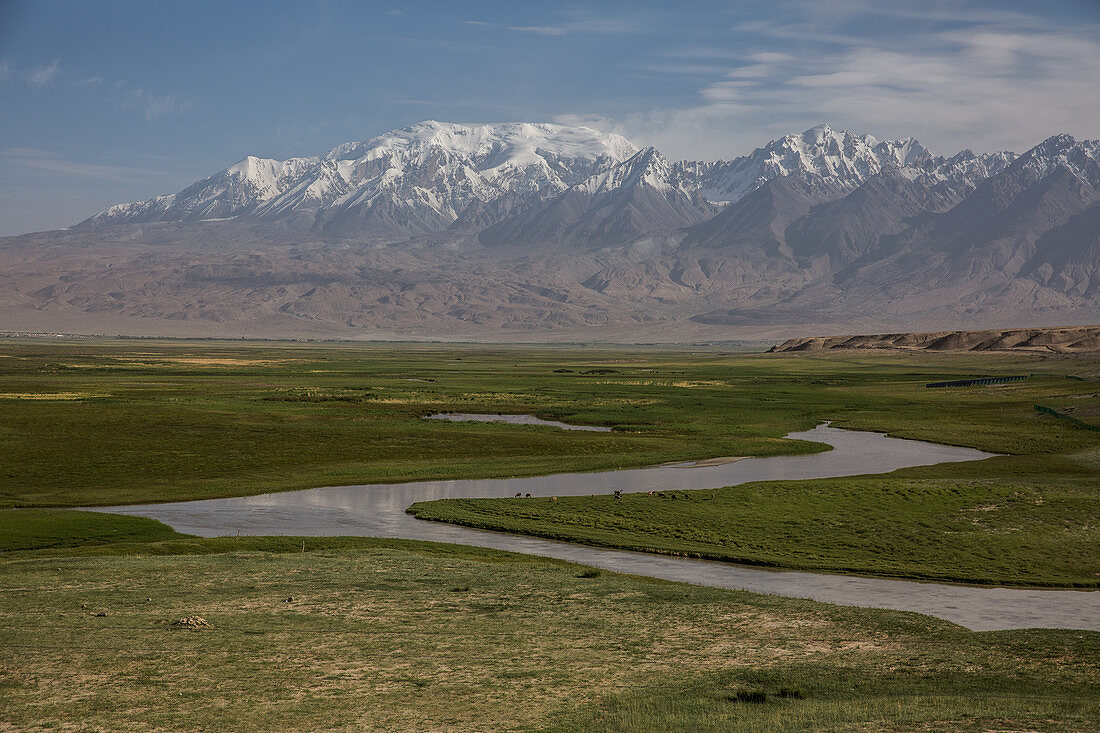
xmin=525 ymin=493 xmax=532 ymax=498
xmin=613 ymin=489 xmax=623 ymax=501
xmin=550 ymin=496 xmax=558 ymax=502
xmin=514 ymin=493 xmax=522 ymax=498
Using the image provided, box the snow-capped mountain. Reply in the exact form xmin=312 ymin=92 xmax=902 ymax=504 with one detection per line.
xmin=83 ymin=120 xmax=1014 ymax=238
xmin=674 ymin=123 xmax=1013 ymax=207
xmin=8 ymin=125 xmax=1098 ymax=341
xmin=480 ymin=147 xmax=715 ymax=248
xmin=89 ymin=121 xmax=639 ymax=236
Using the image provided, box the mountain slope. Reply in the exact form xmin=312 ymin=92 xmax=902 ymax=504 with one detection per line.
xmin=3 ymin=124 xmax=1092 ymax=342
xmin=83 ymin=121 xmax=1012 ymax=243
xmin=838 ymin=135 xmax=1100 ymax=291
xmin=673 ymin=123 xmax=1012 ymax=207
xmin=479 ymin=147 xmax=715 ymax=248
xmin=86 ymin=121 xmax=639 ymax=237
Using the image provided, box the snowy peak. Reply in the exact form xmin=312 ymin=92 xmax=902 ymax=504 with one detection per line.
xmin=1009 ymin=134 xmax=1100 ymax=188
xmin=325 ymin=120 xmax=638 ymax=169
xmin=479 ymin=148 xmax=715 ymax=249
xmin=762 ymin=123 xmax=882 ymax=180
xmin=873 ymin=137 xmax=934 ymax=169
xmin=87 ymin=121 xmax=641 ymax=233
xmin=578 ymin=147 xmax=679 ymax=195
xmin=221 ymin=155 xmax=319 ymax=201
xmin=82 ymin=120 xmax=1060 ymax=243
xmin=678 ymin=125 xmax=1020 ymax=210
xmin=88 ymin=153 xmax=319 ymax=225
xmin=685 ymin=124 xmax=942 ymax=205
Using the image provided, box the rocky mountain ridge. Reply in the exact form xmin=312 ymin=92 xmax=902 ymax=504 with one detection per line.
xmin=0 ymin=121 xmax=1095 ymax=342
xmin=83 ymin=121 xmax=1016 ymax=240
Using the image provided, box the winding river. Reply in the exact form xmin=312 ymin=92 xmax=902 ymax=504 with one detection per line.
xmin=95 ymin=422 xmax=1098 ymax=632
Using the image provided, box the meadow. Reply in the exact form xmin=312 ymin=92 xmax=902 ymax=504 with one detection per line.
xmin=1 ymin=338 xmax=1096 ymax=510
xmin=2 ymin=338 xmax=1097 ymax=585
xmin=1 ymin=338 xmax=1097 ymax=730
xmin=2 ymin=535 xmax=1097 ymax=732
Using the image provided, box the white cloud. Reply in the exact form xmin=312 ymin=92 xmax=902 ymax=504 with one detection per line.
xmin=25 ymin=60 xmax=59 ymax=87
xmin=0 ymin=60 xmax=188 ymax=122
xmin=508 ymin=25 xmax=566 ymax=36
xmin=1 ymin=59 xmax=61 ymax=87
xmin=490 ymin=13 xmax=642 ymax=38
xmin=661 ymin=47 xmax=742 ymax=60
xmin=0 ymin=148 xmax=165 ymax=182
xmin=565 ymin=18 xmax=638 ymax=34
xmin=120 ymin=87 xmax=191 ymax=121
xmin=590 ymin=13 xmax=1100 ymax=160
xmin=642 ymin=63 xmax=734 ymax=76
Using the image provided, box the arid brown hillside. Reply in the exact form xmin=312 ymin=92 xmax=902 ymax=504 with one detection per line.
xmin=769 ymin=325 xmax=1100 ymax=353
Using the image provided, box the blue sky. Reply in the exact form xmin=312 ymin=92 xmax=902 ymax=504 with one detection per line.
xmin=2 ymin=0 xmax=1099 ymax=236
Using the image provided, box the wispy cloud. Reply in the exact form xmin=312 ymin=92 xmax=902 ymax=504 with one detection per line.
xmin=661 ymin=47 xmax=743 ymax=60
xmin=642 ymin=63 xmax=734 ymax=76
xmin=475 ymin=14 xmax=641 ymax=37
xmin=25 ymin=60 xmax=59 ymax=86
xmin=1 ymin=59 xmax=61 ymax=87
xmin=508 ymin=25 xmax=566 ymax=36
xmin=0 ymin=148 xmax=167 ymax=182
xmin=583 ymin=4 xmax=1100 ymax=160
xmin=2 ymin=58 xmax=189 ymax=122
xmin=120 ymin=87 xmax=191 ymax=121
xmin=565 ymin=18 xmax=638 ymax=34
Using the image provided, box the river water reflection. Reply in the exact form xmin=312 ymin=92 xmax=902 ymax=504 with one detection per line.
xmin=95 ymin=423 xmax=1098 ymax=631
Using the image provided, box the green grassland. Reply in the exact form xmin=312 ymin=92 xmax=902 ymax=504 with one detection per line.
xmin=2 ymin=536 xmax=1097 ymax=732
xmin=1 ymin=338 xmax=1097 ymax=730
xmin=0 ymin=338 xmax=1097 ymax=510
xmin=403 ymin=353 xmax=1100 ymax=587
xmin=0 ymin=508 xmax=187 ymax=552
xmin=2 ymin=338 xmax=1098 ymax=586
xmin=410 ymin=469 xmax=1098 ymax=587
xmin=407 ymin=369 xmax=1100 ymax=587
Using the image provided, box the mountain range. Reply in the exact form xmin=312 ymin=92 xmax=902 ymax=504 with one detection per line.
xmin=1 ymin=121 xmax=1097 ymax=341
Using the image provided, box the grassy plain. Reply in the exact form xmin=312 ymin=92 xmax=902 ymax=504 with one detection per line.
xmin=1 ymin=338 xmax=1096 ymax=510
xmin=410 ymin=469 xmax=1098 ymax=587
xmin=2 ymin=537 xmax=1097 ymax=732
xmin=0 ymin=508 xmax=186 ymax=552
xmin=404 ymin=351 xmax=1100 ymax=586
xmin=2 ymin=338 xmax=1098 ymax=586
xmin=1 ymin=338 xmax=1098 ymax=730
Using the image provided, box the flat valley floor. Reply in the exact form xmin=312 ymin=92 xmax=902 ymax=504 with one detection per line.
xmin=1 ymin=339 xmax=1097 ymax=731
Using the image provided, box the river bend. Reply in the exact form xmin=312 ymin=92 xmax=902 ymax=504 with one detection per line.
xmin=94 ymin=423 xmax=1097 ymax=631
